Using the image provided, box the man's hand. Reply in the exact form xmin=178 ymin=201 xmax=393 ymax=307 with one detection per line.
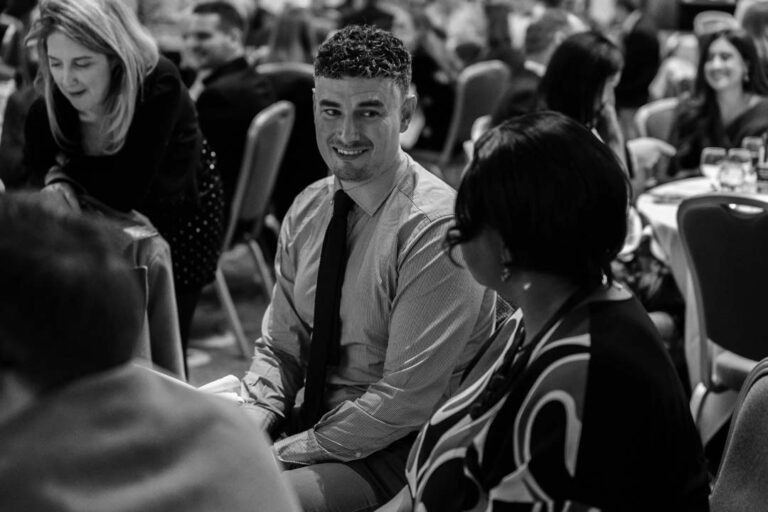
xmin=40 ymin=182 xmax=81 ymax=215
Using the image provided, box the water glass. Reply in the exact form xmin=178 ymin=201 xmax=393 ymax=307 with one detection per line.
xmin=729 ymin=147 xmax=757 ymax=192
xmin=718 ymin=159 xmax=746 ymax=192
xmin=742 ymin=136 xmax=764 ymax=167
xmin=700 ymin=147 xmax=726 ymax=188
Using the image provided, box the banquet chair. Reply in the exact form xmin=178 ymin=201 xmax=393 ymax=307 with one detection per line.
xmin=678 ymin=193 xmax=768 ymax=447
xmin=409 ymin=60 xmax=510 ymax=187
xmin=215 ymin=100 xmax=295 ymax=358
xmin=255 ymin=61 xmax=328 ymax=219
xmin=710 ymin=357 xmax=768 ymax=510
xmin=634 ymin=97 xmax=678 ymax=142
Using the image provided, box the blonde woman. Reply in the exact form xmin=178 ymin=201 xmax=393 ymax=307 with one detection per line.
xmin=23 ymin=0 xmax=224 ymax=366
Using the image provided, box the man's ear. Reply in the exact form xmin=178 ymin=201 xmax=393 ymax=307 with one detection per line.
xmin=400 ymin=94 xmax=417 ymax=132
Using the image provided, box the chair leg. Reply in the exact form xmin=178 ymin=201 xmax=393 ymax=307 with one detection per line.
xmin=213 ymin=266 xmax=252 ymax=359
xmin=247 ymin=238 xmax=275 ymax=300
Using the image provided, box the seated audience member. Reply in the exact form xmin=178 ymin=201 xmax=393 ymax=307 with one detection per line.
xmin=184 ymin=1 xmax=276 ymax=214
xmin=648 ymin=32 xmax=698 ymax=100
xmin=377 ymin=111 xmax=711 ymax=512
xmin=0 ymin=193 xmax=299 ymax=512
xmin=0 ymin=7 xmax=38 ymax=189
xmin=119 ymin=0 xmax=191 ymax=63
xmin=491 ymin=8 xmax=572 ymax=126
xmin=239 ymin=25 xmax=496 ymax=511
xmin=667 ymin=28 xmax=768 ymax=176
xmin=259 ymin=6 xmax=318 ymax=65
xmin=613 ymin=0 xmax=661 ymax=140
xmin=539 ymin=31 xmax=675 ymax=195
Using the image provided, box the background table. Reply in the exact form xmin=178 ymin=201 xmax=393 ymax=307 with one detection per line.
xmin=637 ymin=177 xmax=768 ymax=387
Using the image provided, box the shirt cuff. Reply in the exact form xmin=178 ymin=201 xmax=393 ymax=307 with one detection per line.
xmin=240 ymin=404 xmax=280 ymax=433
xmin=273 ymin=429 xmax=334 ymax=466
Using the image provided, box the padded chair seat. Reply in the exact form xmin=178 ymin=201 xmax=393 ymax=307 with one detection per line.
xmin=714 ymin=350 xmax=759 ymax=391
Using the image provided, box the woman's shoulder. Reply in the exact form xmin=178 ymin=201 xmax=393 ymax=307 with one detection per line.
xmin=141 ymin=56 xmax=183 ymax=100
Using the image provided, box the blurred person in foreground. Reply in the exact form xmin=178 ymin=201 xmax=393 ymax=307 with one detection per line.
xmin=667 ymin=28 xmax=768 ymax=177
xmin=239 ymin=24 xmax=496 ymax=511
xmin=0 ymin=193 xmax=299 ymax=512
xmin=376 ymin=111 xmax=710 ymax=512
xmin=23 ymin=0 xmax=225 ymax=366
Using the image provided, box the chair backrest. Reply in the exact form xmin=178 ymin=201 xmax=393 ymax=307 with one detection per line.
xmin=634 ymin=97 xmax=678 ymax=141
xmin=693 ymin=10 xmax=739 ymax=36
xmin=439 ymin=60 xmax=510 ymax=167
xmin=222 ymin=100 xmax=295 ymax=250
xmin=678 ymin=194 xmax=768 ymax=384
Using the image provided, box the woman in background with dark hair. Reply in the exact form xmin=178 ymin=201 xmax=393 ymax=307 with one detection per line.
xmin=668 ymin=28 xmax=768 ymax=176
xmin=539 ymin=30 xmax=675 ymax=194
xmin=377 ymin=111 xmax=709 ymax=512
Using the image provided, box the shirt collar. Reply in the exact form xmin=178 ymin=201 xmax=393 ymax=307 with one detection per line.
xmin=335 ymin=151 xmax=409 ymax=217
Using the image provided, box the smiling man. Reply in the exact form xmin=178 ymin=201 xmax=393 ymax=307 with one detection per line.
xmin=239 ymin=25 xmax=495 ymax=512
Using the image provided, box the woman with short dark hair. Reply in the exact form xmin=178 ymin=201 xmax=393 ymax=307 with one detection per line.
xmin=378 ymin=111 xmax=710 ymax=512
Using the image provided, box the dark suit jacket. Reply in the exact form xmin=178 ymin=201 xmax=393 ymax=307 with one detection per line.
xmin=196 ymin=57 xmax=276 ymax=212
xmin=615 ymin=14 xmax=661 ymax=109
xmin=490 ymin=65 xmax=541 ymax=127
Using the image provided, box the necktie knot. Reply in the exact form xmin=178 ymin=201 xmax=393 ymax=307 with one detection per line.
xmin=333 ymin=189 xmax=353 ymax=218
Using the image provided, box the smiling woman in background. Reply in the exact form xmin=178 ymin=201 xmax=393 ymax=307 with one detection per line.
xmin=667 ymin=28 xmax=768 ymax=177
xmin=22 ymin=0 xmax=224 ymax=364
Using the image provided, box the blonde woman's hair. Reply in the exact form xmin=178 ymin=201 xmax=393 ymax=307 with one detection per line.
xmin=27 ymin=0 xmax=159 ymax=154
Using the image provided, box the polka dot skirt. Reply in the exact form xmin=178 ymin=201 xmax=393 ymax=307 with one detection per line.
xmin=153 ymin=140 xmax=225 ymax=292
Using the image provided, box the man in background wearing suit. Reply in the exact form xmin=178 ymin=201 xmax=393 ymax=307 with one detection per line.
xmin=184 ymin=1 xmax=276 ymax=213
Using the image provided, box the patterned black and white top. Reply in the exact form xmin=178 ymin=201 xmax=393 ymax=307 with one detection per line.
xmin=406 ymin=284 xmax=710 ymax=512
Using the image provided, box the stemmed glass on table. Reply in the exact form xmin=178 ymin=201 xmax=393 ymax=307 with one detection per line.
xmin=700 ymin=147 xmax=726 ymax=190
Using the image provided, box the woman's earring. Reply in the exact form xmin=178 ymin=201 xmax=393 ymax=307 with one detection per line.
xmin=501 ymin=267 xmax=512 ymax=282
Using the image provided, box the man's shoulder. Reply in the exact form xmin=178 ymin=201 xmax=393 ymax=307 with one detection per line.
xmin=393 ymin=159 xmax=457 ymax=223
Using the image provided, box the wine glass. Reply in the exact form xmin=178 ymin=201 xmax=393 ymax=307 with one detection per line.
xmin=728 ymin=148 xmax=753 ymax=173
xmin=700 ymin=147 xmax=726 ymax=189
xmin=742 ymin=136 xmax=764 ymax=168
xmin=729 ymin=148 xmax=756 ymax=192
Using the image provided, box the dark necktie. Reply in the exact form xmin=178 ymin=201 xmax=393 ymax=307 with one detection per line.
xmin=300 ymin=189 xmax=354 ymax=430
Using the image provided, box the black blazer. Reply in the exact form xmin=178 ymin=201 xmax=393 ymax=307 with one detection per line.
xmin=24 ymin=56 xmax=201 ymax=212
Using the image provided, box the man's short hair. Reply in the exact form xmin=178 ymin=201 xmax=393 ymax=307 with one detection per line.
xmin=0 ymin=194 xmax=143 ymax=391
xmin=314 ymin=24 xmax=412 ymax=95
xmin=525 ymin=9 xmax=571 ymax=56
xmin=192 ymin=1 xmax=247 ymax=35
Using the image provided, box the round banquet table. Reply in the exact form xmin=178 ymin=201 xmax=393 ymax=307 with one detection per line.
xmin=636 ymin=177 xmax=768 ymax=388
